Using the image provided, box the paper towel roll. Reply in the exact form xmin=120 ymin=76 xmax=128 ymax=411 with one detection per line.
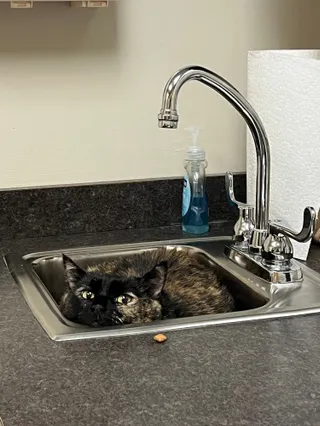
xmin=246 ymin=50 xmax=320 ymax=260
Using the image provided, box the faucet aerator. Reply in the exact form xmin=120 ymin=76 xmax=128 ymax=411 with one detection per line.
xmin=158 ymin=109 xmax=179 ymax=129
xmin=158 ymin=120 xmax=178 ymax=129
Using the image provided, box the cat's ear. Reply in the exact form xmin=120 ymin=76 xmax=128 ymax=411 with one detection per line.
xmin=62 ymin=254 xmax=86 ymax=291
xmin=142 ymin=261 xmax=168 ymax=298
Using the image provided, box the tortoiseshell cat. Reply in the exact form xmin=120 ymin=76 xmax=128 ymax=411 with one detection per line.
xmin=59 ymin=248 xmax=234 ymax=327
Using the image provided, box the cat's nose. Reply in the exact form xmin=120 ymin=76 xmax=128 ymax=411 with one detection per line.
xmin=91 ymin=305 xmax=105 ymax=314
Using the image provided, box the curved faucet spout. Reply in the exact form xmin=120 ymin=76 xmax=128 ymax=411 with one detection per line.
xmin=158 ymin=65 xmax=270 ymax=250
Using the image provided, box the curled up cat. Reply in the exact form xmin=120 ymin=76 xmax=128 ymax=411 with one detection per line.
xmin=59 ymin=248 xmax=234 ymax=327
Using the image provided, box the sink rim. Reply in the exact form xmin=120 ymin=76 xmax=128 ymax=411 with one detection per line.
xmin=5 ymin=236 xmax=320 ymax=341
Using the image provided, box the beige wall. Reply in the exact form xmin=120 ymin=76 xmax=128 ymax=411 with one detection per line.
xmin=0 ymin=0 xmax=319 ymax=189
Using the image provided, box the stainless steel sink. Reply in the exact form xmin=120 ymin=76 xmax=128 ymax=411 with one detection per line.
xmin=4 ymin=236 xmax=320 ymax=341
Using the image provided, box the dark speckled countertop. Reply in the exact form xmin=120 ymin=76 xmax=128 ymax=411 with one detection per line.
xmin=1 ymin=223 xmax=320 ymax=426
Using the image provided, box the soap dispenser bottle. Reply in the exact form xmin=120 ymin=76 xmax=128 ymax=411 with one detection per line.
xmin=182 ymin=126 xmax=209 ymax=235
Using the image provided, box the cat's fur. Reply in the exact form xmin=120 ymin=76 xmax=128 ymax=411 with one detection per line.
xmin=59 ymin=248 xmax=234 ymax=327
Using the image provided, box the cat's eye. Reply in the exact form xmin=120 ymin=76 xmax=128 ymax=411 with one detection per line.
xmin=116 ymin=294 xmax=133 ymax=305
xmin=81 ymin=290 xmax=95 ymax=300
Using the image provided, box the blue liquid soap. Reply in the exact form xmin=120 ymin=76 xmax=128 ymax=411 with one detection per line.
xmin=182 ymin=126 xmax=209 ymax=235
xmin=182 ymin=193 xmax=209 ymax=235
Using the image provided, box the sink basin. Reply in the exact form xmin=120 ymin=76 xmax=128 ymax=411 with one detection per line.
xmin=5 ymin=236 xmax=320 ymax=341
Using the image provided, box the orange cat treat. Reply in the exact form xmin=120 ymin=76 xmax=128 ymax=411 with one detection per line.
xmin=153 ymin=333 xmax=167 ymax=343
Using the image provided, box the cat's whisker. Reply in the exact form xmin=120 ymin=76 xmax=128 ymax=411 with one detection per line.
xmin=111 ymin=313 xmax=124 ymax=325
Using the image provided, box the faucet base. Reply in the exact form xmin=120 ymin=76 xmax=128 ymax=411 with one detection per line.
xmin=225 ymin=244 xmax=303 ymax=284
xmin=248 ymin=228 xmax=268 ymax=255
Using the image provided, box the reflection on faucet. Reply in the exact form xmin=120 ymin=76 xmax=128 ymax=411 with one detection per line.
xmin=268 ymin=282 xmax=302 ymax=310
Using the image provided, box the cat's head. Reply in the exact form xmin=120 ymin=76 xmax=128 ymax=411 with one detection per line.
xmin=60 ymin=254 xmax=167 ymax=327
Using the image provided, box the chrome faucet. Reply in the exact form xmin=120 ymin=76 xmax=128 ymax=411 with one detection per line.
xmin=158 ymin=65 xmax=316 ymax=284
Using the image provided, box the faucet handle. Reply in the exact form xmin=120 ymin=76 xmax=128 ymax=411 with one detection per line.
xmin=262 ymin=207 xmax=317 ymax=266
xmin=269 ymin=207 xmax=316 ymax=243
xmin=225 ymin=172 xmax=255 ymax=248
xmin=225 ymin=171 xmax=253 ymax=210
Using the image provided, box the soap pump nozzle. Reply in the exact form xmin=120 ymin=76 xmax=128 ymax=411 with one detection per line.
xmin=184 ymin=126 xmax=206 ymax=162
